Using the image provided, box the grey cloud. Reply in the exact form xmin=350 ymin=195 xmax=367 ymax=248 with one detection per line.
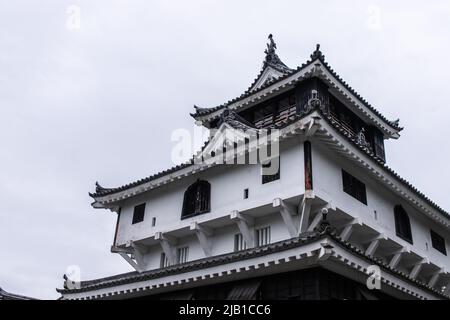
xmin=1 ymin=0 xmax=449 ymax=299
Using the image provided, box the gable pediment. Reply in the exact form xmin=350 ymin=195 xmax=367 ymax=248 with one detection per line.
xmin=249 ymin=66 xmax=287 ymax=92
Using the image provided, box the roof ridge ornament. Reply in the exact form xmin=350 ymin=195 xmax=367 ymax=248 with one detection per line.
xmin=310 ymin=43 xmax=325 ymax=61
xmin=95 ymin=181 xmax=113 ymax=194
xmin=263 ymin=34 xmax=292 ymax=74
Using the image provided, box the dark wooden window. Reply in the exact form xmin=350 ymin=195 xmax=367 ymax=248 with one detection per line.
xmin=430 ymin=230 xmax=446 ymax=255
xmin=151 ymin=217 xmax=156 ymax=227
xmin=304 ymin=141 xmax=313 ymax=190
xmin=181 ymin=180 xmax=211 ymax=219
xmin=371 ymin=128 xmax=386 ymax=161
xmin=132 ymin=203 xmax=146 ymax=224
xmin=394 ymin=205 xmax=413 ymax=244
xmin=262 ymin=157 xmax=280 ymax=184
xmin=244 ymin=188 xmax=249 ymax=199
xmin=342 ymin=170 xmax=367 ymax=205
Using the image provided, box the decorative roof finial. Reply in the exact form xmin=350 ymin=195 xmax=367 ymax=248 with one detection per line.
xmin=95 ymin=181 xmax=112 ymax=194
xmin=262 ymin=34 xmax=292 ymax=73
xmin=310 ymin=43 xmax=325 ymax=60
xmin=264 ymin=34 xmax=277 ymax=61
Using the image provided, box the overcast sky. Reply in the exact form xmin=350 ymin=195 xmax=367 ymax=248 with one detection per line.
xmin=1 ymin=0 xmax=450 ymax=299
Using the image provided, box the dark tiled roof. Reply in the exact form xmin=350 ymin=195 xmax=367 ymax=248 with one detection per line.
xmin=57 ymin=231 xmax=321 ymax=294
xmin=330 ymin=232 xmax=449 ymax=299
xmin=189 ymin=59 xmax=312 ymax=118
xmin=0 ymin=287 xmax=37 ymax=300
xmin=89 ymin=160 xmax=195 ymax=198
xmin=317 ymin=108 xmax=450 ymax=222
xmin=90 ymin=106 xmax=450 ymax=225
xmin=57 ymin=228 xmax=449 ymax=299
xmin=222 ymin=109 xmax=258 ymax=131
xmin=90 ymin=110 xmax=310 ymax=198
xmin=190 ymin=45 xmax=402 ymax=132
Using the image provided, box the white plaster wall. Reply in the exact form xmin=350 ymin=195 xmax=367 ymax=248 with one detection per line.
xmin=140 ymin=216 xmax=292 ymax=270
xmin=116 ymin=137 xmax=305 ymax=247
xmin=312 ymin=141 xmax=450 ymax=269
xmin=112 ymin=135 xmax=449 ymax=273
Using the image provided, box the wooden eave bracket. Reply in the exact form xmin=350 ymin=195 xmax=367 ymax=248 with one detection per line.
xmin=190 ymin=222 xmax=213 ymax=257
xmin=230 ymin=210 xmax=255 ymax=248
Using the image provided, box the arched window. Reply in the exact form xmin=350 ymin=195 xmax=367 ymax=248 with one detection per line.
xmin=394 ymin=205 xmax=413 ymax=244
xmin=181 ymin=180 xmax=211 ymax=219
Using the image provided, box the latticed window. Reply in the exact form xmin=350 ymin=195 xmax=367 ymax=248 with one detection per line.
xmin=394 ymin=205 xmax=413 ymax=244
xmin=132 ymin=203 xmax=146 ymax=224
xmin=181 ymin=180 xmax=211 ymax=219
xmin=256 ymin=226 xmax=271 ymax=247
xmin=342 ymin=170 xmax=367 ymax=205
xmin=160 ymin=252 xmax=171 ymax=268
xmin=234 ymin=233 xmax=247 ymax=252
xmin=177 ymin=247 xmax=189 ymax=264
xmin=372 ymin=130 xmax=386 ymax=161
xmin=430 ymin=230 xmax=446 ymax=255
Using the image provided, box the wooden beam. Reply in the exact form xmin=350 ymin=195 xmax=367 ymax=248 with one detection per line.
xmin=190 ymin=222 xmax=213 ymax=257
xmin=118 ymin=252 xmax=141 ymax=272
xmin=339 ymin=225 xmax=353 ymax=241
xmin=428 ymin=268 xmax=445 ymax=288
xmin=297 ymin=194 xmax=314 ymax=234
xmin=410 ymin=259 xmax=428 ymax=280
xmin=155 ymin=232 xmax=177 ymax=264
xmin=339 ymin=219 xmax=362 ymax=241
xmin=230 ymin=211 xmax=255 ymax=248
xmin=230 ymin=210 xmax=254 ymax=225
xmin=365 ymin=239 xmax=380 ymax=256
xmin=130 ymin=242 xmax=147 ymax=271
xmin=273 ymin=198 xmax=298 ymax=238
xmin=389 ymin=253 xmax=402 ymax=269
xmin=307 ymin=207 xmax=329 ymax=232
xmin=388 ymin=247 xmax=410 ymax=269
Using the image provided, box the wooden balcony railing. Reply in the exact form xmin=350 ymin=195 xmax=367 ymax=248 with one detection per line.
xmin=254 ymin=105 xmax=297 ymax=128
xmin=329 ymin=112 xmax=356 ymax=137
xmin=255 ymin=115 xmax=274 ymax=128
xmin=274 ymin=106 xmax=297 ymax=126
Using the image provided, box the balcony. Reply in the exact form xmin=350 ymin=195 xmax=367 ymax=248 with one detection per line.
xmin=254 ymin=105 xmax=297 ymax=129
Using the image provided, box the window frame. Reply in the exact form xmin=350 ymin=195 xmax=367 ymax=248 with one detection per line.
xmin=131 ymin=203 xmax=146 ymax=224
xmin=181 ymin=180 xmax=211 ymax=219
xmin=234 ymin=233 xmax=247 ymax=252
xmin=176 ymin=247 xmax=189 ymax=264
xmin=342 ymin=170 xmax=367 ymax=205
xmin=394 ymin=205 xmax=413 ymax=244
xmin=255 ymin=226 xmax=271 ymax=247
xmin=160 ymin=252 xmax=171 ymax=268
xmin=430 ymin=229 xmax=447 ymax=256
